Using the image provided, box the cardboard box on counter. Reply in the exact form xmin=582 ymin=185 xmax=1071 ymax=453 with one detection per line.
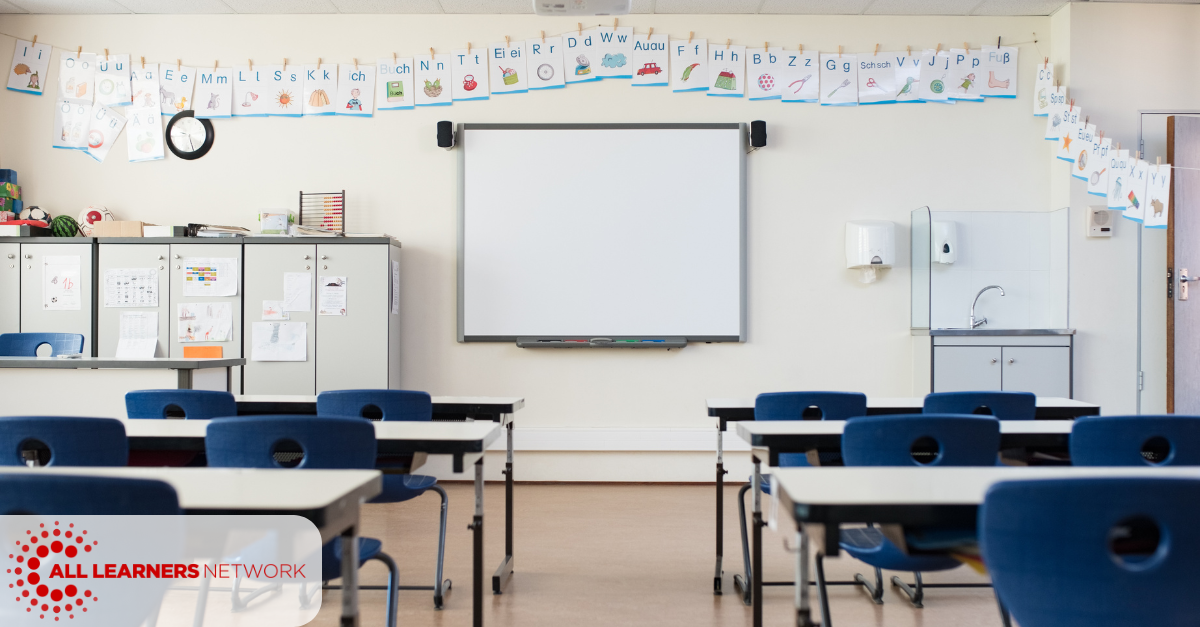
xmin=91 ymin=220 xmax=156 ymax=237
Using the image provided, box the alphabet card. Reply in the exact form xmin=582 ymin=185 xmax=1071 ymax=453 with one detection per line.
xmin=525 ymin=36 xmax=565 ymax=90
xmin=51 ymin=100 xmax=90 ymax=150
xmin=1055 ymin=106 xmax=1083 ymax=159
xmin=630 ymin=32 xmax=668 ymax=87
xmin=563 ymin=29 xmax=601 ymax=84
xmin=671 ymin=39 xmax=707 ymax=92
xmin=1145 ymin=164 xmax=1171 ymax=229
xmin=1034 ymin=61 xmax=1055 ymax=115
xmin=303 ymin=64 xmax=338 ymax=115
xmin=948 ymin=48 xmax=983 ymax=101
xmin=95 ymin=54 xmax=131 ymax=106
xmin=267 ymin=64 xmax=304 ymax=116
xmin=451 ymin=49 xmax=488 ymax=100
xmin=779 ymin=50 xmax=817 ymax=103
xmin=1085 ymin=137 xmax=1112 ymax=196
xmin=415 ymin=54 xmax=452 ymax=106
xmin=233 ymin=65 xmax=269 ymax=117
xmin=858 ymin=52 xmax=898 ymax=105
xmin=194 ymin=68 xmax=233 ymax=118
xmin=819 ymin=53 xmax=857 ymax=106
xmin=125 ymin=106 xmax=164 ymax=162
xmin=378 ymin=57 xmax=415 ymax=108
xmin=487 ymin=44 xmax=526 ymax=95
xmin=1048 ymin=101 xmax=1079 ymax=142
xmin=983 ymin=46 xmax=1017 ymax=98
xmin=746 ymin=47 xmax=782 ymax=100
xmin=58 ymin=52 xmax=96 ymax=104
xmin=337 ymin=63 xmax=375 ymax=115
xmin=708 ymin=44 xmax=745 ymax=97
xmin=1041 ymin=89 xmax=1068 ymax=138
xmin=893 ymin=51 xmax=922 ymax=103
xmin=130 ymin=63 xmax=160 ymax=109
xmin=1064 ymin=122 xmax=1095 ymax=169
xmin=158 ymin=64 xmax=195 ymax=115
xmin=593 ymin=26 xmax=634 ymax=78
xmin=1107 ymin=150 xmax=1132 ymax=211
xmin=918 ymin=49 xmax=952 ymax=103
xmin=1123 ymin=159 xmax=1149 ymax=222
xmin=8 ymin=38 xmax=50 ymax=94
xmin=84 ymin=105 xmax=126 ymax=163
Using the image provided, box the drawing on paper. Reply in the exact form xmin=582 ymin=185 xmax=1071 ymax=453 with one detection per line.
xmin=1061 ymin=135 xmax=1072 ymax=151
xmin=827 ymin=79 xmax=851 ymax=98
xmin=637 ymin=63 xmax=661 ymax=76
xmin=174 ymin=96 xmax=187 ymax=111
xmin=133 ymin=87 xmax=155 ymax=107
xmin=537 ymin=64 xmax=554 ymax=80
xmin=88 ymin=130 xmax=104 ymax=149
xmin=134 ymin=131 xmax=156 ymax=154
xmin=1128 ymin=191 xmax=1141 ymax=210
xmin=574 ymin=55 xmax=591 ymax=76
xmin=929 ymin=78 xmax=945 ymax=94
xmin=1090 ymin=167 xmax=1107 ymax=185
xmin=757 ymin=74 xmax=774 ymax=91
xmin=241 ymin=92 xmax=259 ymax=107
xmin=958 ymin=73 xmax=975 ymax=91
xmin=387 ymin=81 xmax=405 ymax=101
xmin=714 ymin=70 xmax=736 ymax=90
xmin=1152 ymin=199 xmax=1164 ymax=218
xmin=98 ymin=78 xmax=115 ymax=95
xmin=1051 ymin=113 xmax=1061 ymax=128
xmin=1111 ymin=177 xmax=1123 ymax=199
xmin=423 ymin=79 xmax=442 ymax=97
xmin=500 ymin=68 xmax=519 ymax=85
xmin=345 ymin=88 xmax=362 ymax=110
xmin=601 ymin=53 xmax=627 ymax=68
xmin=898 ymin=77 xmax=916 ymax=96
xmin=1077 ymin=151 xmax=1088 ymax=170
xmin=1038 ymin=88 xmax=1047 ymax=108
xmin=788 ymin=75 xmax=812 ymax=94
xmin=65 ymin=76 xmax=87 ymax=98
xmin=276 ymin=90 xmax=294 ymax=109
xmin=462 ymin=75 xmax=478 ymax=91
xmin=160 ymin=85 xmax=174 ymax=106
xmin=988 ymin=71 xmax=1009 ymax=89
xmin=680 ymin=63 xmax=700 ymax=81
xmin=309 ymin=88 xmax=331 ymax=106
xmin=206 ymin=93 xmax=220 ymax=110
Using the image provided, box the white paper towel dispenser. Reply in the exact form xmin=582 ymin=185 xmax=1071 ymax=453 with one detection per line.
xmin=845 ymin=220 xmax=895 ymax=283
xmin=931 ymin=221 xmax=958 ymax=264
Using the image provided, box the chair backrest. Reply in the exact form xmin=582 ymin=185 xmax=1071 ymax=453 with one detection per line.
xmin=755 ymin=392 xmax=868 ymax=421
xmin=205 ymin=415 xmax=376 ymax=470
xmin=923 ymin=391 xmax=1036 ymax=420
xmin=0 ymin=416 xmax=128 ymax=467
xmin=316 ymin=389 xmax=432 ymax=422
xmin=125 ymin=389 xmax=238 ymax=420
xmin=1070 ymin=415 xmax=1200 ymax=466
xmin=841 ymin=414 xmax=1000 ymax=466
xmin=981 ymin=477 xmax=1200 ymax=627
xmin=0 ymin=475 xmax=180 ymax=515
xmin=0 ymin=333 xmax=84 ymax=357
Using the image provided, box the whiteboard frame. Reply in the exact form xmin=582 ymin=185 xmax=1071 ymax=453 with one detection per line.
xmin=456 ymin=123 xmax=747 ymax=343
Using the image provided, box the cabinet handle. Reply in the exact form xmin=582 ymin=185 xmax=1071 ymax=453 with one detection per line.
xmin=5 ymin=253 xmax=13 ymax=259
xmin=320 ymin=255 xmax=328 ymax=260
xmin=159 ymin=265 xmax=164 ymax=270
xmin=305 ymin=265 xmax=310 ymax=270
xmin=176 ymin=265 xmax=181 ymax=269
xmin=323 ymin=265 xmax=328 ymax=270
xmin=158 ymin=255 xmax=164 ymax=260
xmin=990 ymin=358 xmax=997 ymax=364
xmin=23 ymin=254 xmax=31 ymax=259
xmin=1008 ymin=358 xmax=1015 ymax=365
xmin=303 ymin=255 xmax=311 ymax=260
xmin=174 ymin=254 xmax=181 ymax=259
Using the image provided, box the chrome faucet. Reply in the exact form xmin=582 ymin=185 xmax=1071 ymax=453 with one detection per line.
xmin=969 ymin=285 xmax=1005 ymax=328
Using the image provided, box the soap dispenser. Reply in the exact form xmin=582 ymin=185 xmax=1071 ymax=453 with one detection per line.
xmin=931 ymin=221 xmax=958 ymax=264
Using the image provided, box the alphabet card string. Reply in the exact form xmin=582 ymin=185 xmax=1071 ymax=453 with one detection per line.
xmin=1107 ymin=149 xmax=1133 ymax=211
xmin=858 ymin=51 xmax=898 ymax=105
xmin=948 ymin=47 xmax=983 ymax=101
xmin=95 ymin=53 xmax=130 ymax=106
xmin=487 ymin=42 xmax=527 ymax=95
xmin=378 ymin=55 xmax=415 ymax=108
xmin=414 ymin=53 xmax=452 ymax=106
xmin=708 ymin=43 xmax=745 ymax=97
xmin=8 ymin=38 xmax=50 ymax=95
xmin=1122 ymin=158 xmax=1150 ymax=222
xmin=1144 ymin=163 xmax=1171 ymax=229
xmin=303 ymin=63 xmax=338 ymax=115
xmin=158 ymin=62 xmax=195 ymax=115
xmin=631 ymin=31 xmax=668 ymax=87
xmin=819 ymin=52 xmax=857 ymax=106
xmin=746 ymin=46 xmax=782 ymax=100
xmin=194 ymin=67 xmax=233 ymax=118
xmin=450 ymin=48 xmax=488 ymax=101
xmin=593 ymin=24 xmax=633 ymax=79
xmin=671 ymin=37 xmax=706 ymax=92
xmin=525 ymin=35 xmax=565 ymax=90
xmin=1033 ymin=59 xmax=1054 ymax=115
xmin=780 ymin=48 xmax=818 ymax=103
xmin=918 ymin=48 xmax=952 ymax=104
xmin=267 ymin=63 xmax=304 ymax=117
xmin=336 ymin=61 xmax=375 ymax=115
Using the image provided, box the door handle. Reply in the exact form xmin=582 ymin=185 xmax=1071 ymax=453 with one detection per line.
xmin=1182 ymin=268 xmax=1198 ymax=301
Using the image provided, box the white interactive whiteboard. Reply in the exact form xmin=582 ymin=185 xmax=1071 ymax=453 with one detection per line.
xmin=458 ymin=124 xmax=745 ymax=342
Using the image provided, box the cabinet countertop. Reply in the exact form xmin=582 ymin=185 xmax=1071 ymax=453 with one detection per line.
xmin=913 ymin=328 xmax=1075 ymax=336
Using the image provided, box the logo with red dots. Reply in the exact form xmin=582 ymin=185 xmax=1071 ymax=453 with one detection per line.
xmin=8 ymin=521 xmax=97 ymax=621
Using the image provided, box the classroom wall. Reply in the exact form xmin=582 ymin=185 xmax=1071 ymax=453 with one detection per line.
xmin=0 ymin=13 xmax=1053 ymax=481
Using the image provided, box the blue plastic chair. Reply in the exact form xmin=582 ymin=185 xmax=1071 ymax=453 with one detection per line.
xmin=735 ymin=392 xmax=868 ymax=604
xmin=0 ymin=333 xmax=84 ymax=357
xmin=1071 ymin=415 xmax=1200 ymax=466
xmin=981 ymin=477 xmax=1200 ymax=627
xmin=125 ymin=390 xmax=238 ymax=420
xmin=204 ymin=415 xmax=399 ymax=626
xmin=0 ymin=475 xmax=180 ymax=515
xmin=819 ymin=414 xmax=1001 ymax=620
xmin=0 ymin=416 xmax=128 ymax=467
xmin=923 ymin=391 xmax=1036 ymax=420
xmin=316 ymin=390 xmax=449 ymax=607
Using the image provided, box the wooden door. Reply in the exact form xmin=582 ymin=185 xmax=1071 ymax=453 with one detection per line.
xmin=1169 ymin=116 xmax=1200 ymax=412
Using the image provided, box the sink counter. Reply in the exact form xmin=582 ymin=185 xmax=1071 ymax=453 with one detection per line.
xmin=913 ymin=328 xmax=1075 ymax=337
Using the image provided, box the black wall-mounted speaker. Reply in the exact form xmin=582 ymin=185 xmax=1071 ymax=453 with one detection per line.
xmin=749 ymin=120 xmax=767 ymax=148
xmin=437 ymin=121 xmax=455 ymax=149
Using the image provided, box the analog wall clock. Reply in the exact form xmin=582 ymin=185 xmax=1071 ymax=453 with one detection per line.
xmin=165 ymin=110 xmax=215 ymax=160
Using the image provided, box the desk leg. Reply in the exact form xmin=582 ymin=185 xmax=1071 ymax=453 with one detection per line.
xmin=471 ymin=457 xmax=485 ymax=627
xmin=794 ymin=528 xmax=820 ymax=627
xmin=341 ymin=520 xmax=360 ymax=627
xmin=715 ymin=424 xmax=724 ymax=594
xmin=493 ymin=417 xmax=514 ymax=594
xmin=752 ymin=454 xmax=763 ymax=627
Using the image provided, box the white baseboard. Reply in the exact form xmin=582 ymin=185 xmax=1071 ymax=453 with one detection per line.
xmin=483 ymin=427 xmax=751 ymax=452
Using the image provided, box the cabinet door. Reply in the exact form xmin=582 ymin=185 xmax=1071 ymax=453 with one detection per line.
xmin=97 ymin=244 xmax=170 ymax=357
xmin=1002 ymin=347 xmax=1071 ymax=398
xmin=933 ymin=346 xmax=1002 ymax=392
xmin=316 ymin=244 xmax=389 ymax=392
xmin=243 ymin=243 xmax=316 ymax=395
xmin=20 ymin=243 xmax=95 ymax=355
xmin=0 ymin=243 xmax=19 ymax=335
xmin=169 ymin=243 xmax=243 ymax=392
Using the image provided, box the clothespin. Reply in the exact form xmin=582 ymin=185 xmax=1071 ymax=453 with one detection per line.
xmin=140 ymin=56 xmax=144 ymax=69
xmin=31 ymin=35 xmax=36 ymax=45
xmin=838 ymin=45 xmax=842 ymax=58
xmin=1116 ymin=142 xmax=1121 ymax=150
xmin=1069 ymin=99 xmax=1074 ymax=111
xmin=997 ymin=36 xmax=1002 ymax=49
xmin=430 ymin=47 xmax=435 ymax=56
xmin=963 ymin=41 xmax=969 ymax=51
xmin=467 ymin=43 xmax=471 ymax=54
xmin=354 ymin=58 xmax=358 ymax=71
xmin=578 ymin=23 xmax=582 ymax=36
xmin=176 ymin=59 xmax=181 ymax=72
xmin=1157 ymin=157 xmax=1162 ymax=171
xmin=541 ymin=31 xmax=545 ymax=43
xmin=1085 ymin=115 xmax=1089 ymax=125
xmin=726 ymin=39 xmax=730 ymax=50
xmin=799 ymin=43 xmax=803 ymax=54
xmin=504 ymin=36 xmax=509 ymax=48
xmin=764 ymin=41 xmax=768 ymax=50
xmin=614 ymin=18 xmax=618 ymax=29
xmin=317 ymin=58 xmax=322 ymax=69
xmin=935 ymin=43 xmax=941 ymax=54
xmin=688 ymin=31 xmax=693 ymax=44
xmin=393 ymin=51 xmax=397 ymax=63
xmin=213 ymin=60 xmax=218 ymax=70
xmin=104 ymin=48 xmax=108 ymax=60
xmin=907 ymin=46 xmax=911 ymax=56
xmin=648 ymin=27 xmax=653 ymax=37
xmin=1044 ymin=57 xmax=1049 ymax=69
xmin=874 ymin=43 xmax=879 ymax=56
xmin=249 ymin=59 xmax=252 ymax=71
xmin=76 ymin=46 xmax=81 ymax=57
xmin=283 ymin=58 xmax=287 ymax=70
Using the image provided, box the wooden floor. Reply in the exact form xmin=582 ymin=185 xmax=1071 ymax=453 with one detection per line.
xmin=193 ymin=483 xmax=1009 ymax=627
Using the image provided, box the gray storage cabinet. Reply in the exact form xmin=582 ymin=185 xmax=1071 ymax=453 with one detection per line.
xmin=6 ymin=238 xmax=97 ymax=356
xmin=168 ymin=241 xmax=244 ymax=394
xmin=932 ymin=333 xmax=1073 ymax=398
xmin=243 ymin=237 xmax=401 ymax=395
xmin=97 ymin=243 xmax=170 ymax=357
xmin=0 ymin=242 xmax=19 ymax=336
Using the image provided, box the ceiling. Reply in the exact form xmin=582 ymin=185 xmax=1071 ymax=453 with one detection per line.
xmin=0 ymin=0 xmax=1191 ymax=16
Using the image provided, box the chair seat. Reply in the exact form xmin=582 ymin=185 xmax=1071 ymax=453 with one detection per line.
xmin=322 ymin=537 xmax=384 ymax=582
xmin=840 ymin=527 xmax=963 ymax=572
xmin=372 ymin=474 xmax=438 ymax=503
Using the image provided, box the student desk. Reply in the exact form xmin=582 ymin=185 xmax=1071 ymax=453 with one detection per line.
xmin=235 ymin=394 xmax=525 ymax=595
xmin=0 ymin=357 xmax=245 ymax=418
xmin=2 ymin=466 xmax=380 ymax=627
xmin=704 ymin=396 xmax=1099 ymax=594
xmin=123 ymin=420 xmax=501 ymax=627
xmin=773 ymin=466 xmax=1200 ymax=627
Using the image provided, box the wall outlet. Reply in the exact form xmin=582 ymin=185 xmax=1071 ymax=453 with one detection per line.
xmin=1087 ymin=206 xmax=1114 ymax=238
